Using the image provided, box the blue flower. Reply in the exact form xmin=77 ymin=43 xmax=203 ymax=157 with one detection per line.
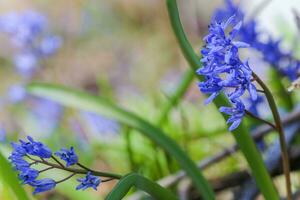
xmin=76 ymin=172 xmax=101 ymax=191
xmin=212 ymin=0 xmax=243 ymax=24
xmin=198 ymin=14 xmax=257 ymax=131
xmin=19 ymin=168 xmax=39 ymax=184
xmin=7 ymin=85 xmax=27 ymax=104
xmin=13 ymin=53 xmax=38 ymax=77
xmin=19 ymin=136 xmax=52 ymax=158
xmin=81 ymin=112 xmax=120 ymax=136
xmin=29 ymin=178 xmax=56 ymax=194
xmin=0 ymin=11 xmax=62 ymax=78
xmin=0 ymin=11 xmax=46 ymax=47
xmin=55 ymin=147 xmax=78 ymax=167
xmin=10 ymin=142 xmax=27 ymax=156
xmin=9 ymin=155 xmax=30 ymax=170
xmin=30 ymin=98 xmax=63 ymax=135
xmin=214 ymin=0 xmax=300 ymax=81
xmin=0 ymin=128 xmax=6 ymax=143
xmin=39 ymin=36 xmax=62 ymax=57
xmin=219 ymin=100 xmax=245 ymax=131
xmin=198 ymin=76 xmax=222 ymax=104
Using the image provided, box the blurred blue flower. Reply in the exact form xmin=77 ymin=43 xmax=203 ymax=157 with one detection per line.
xmin=8 ymin=85 xmax=27 ymax=104
xmin=247 ymin=95 xmax=265 ymax=117
xmin=0 ymin=11 xmax=46 ymax=47
xmin=0 ymin=128 xmax=6 ymax=143
xmin=0 ymin=11 xmax=61 ymax=78
xmin=81 ymin=111 xmax=120 ymax=137
xmin=30 ymin=98 xmax=63 ymax=135
xmin=76 ymin=171 xmax=101 ymax=191
xmin=55 ymin=147 xmax=78 ymax=167
xmin=30 ymin=178 xmax=56 ymax=195
xmin=39 ymin=36 xmax=62 ymax=57
xmin=214 ymin=0 xmax=300 ymax=81
xmin=14 ymin=53 xmax=38 ymax=77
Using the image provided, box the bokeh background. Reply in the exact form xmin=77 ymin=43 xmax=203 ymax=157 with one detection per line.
xmin=1 ymin=0 xmax=300 ymax=199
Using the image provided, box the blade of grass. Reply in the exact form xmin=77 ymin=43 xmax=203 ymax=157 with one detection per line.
xmin=106 ymin=173 xmax=178 ymax=200
xmin=0 ymin=151 xmax=30 ymax=200
xmin=166 ymin=0 xmax=279 ymax=199
xmin=27 ymin=82 xmax=215 ymax=200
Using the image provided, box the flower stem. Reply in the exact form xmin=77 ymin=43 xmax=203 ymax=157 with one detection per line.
xmin=56 ymin=173 xmax=76 ymax=184
xmin=51 ymin=155 xmax=65 ymax=168
xmin=245 ymin=109 xmax=277 ymax=130
xmin=27 ymin=156 xmax=122 ymax=180
xmin=39 ymin=166 xmax=54 ymax=173
xmin=253 ymin=72 xmax=292 ymax=200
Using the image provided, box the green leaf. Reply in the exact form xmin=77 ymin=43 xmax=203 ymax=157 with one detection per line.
xmin=106 ymin=173 xmax=178 ymax=200
xmin=27 ymin=82 xmax=215 ymax=200
xmin=0 ymin=151 xmax=30 ymax=200
xmin=166 ymin=0 xmax=279 ymax=199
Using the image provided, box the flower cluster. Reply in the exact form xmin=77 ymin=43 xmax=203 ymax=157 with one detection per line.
xmin=213 ymin=0 xmax=300 ymax=81
xmin=9 ymin=136 xmax=101 ymax=194
xmin=0 ymin=11 xmax=63 ymax=136
xmin=198 ymin=15 xmax=257 ymax=131
xmin=0 ymin=11 xmax=62 ymax=78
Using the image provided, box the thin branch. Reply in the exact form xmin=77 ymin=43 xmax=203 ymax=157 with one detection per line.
xmin=257 ymin=89 xmax=265 ymax=93
xmin=253 ymin=72 xmax=292 ymax=200
xmin=51 ymin=155 xmax=65 ymax=168
xmin=102 ymin=178 xmax=115 ymax=183
xmin=77 ymin=163 xmax=93 ymax=172
xmin=56 ymin=173 xmax=76 ymax=184
xmin=245 ymin=109 xmax=277 ymax=130
xmin=39 ymin=166 xmax=54 ymax=173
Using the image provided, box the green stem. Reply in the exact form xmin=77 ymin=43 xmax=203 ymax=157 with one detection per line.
xmin=253 ymin=72 xmax=292 ymax=200
xmin=166 ymin=0 xmax=279 ymax=199
xmin=106 ymin=173 xmax=178 ymax=200
xmin=123 ymin=126 xmax=137 ymax=171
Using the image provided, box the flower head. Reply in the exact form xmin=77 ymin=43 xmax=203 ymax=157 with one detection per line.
xmin=9 ymin=136 xmax=107 ymax=195
xmin=19 ymin=168 xmax=39 ymax=184
xmin=219 ymin=100 xmax=245 ymax=131
xmin=55 ymin=147 xmax=78 ymax=167
xmin=76 ymin=172 xmax=101 ymax=191
xmin=214 ymin=0 xmax=300 ymax=81
xmin=198 ymin=14 xmax=257 ymax=131
xmin=19 ymin=136 xmax=52 ymax=158
xmin=9 ymin=155 xmax=30 ymax=170
xmin=29 ymin=178 xmax=56 ymax=194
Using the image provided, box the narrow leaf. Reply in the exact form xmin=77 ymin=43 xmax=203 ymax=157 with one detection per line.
xmin=0 ymin=151 xmax=30 ymax=200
